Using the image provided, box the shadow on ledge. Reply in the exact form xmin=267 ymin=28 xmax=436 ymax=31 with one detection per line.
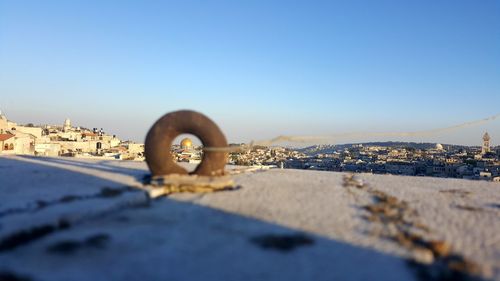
xmin=16 ymin=155 xmax=148 ymax=178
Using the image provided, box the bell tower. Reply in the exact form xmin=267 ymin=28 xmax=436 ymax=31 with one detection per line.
xmin=482 ymin=132 xmax=491 ymax=155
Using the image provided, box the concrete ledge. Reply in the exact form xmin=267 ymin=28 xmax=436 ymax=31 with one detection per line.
xmin=0 ymin=155 xmax=498 ymax=281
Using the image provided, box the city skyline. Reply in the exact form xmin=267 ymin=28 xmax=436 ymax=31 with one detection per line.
xmin=2 ymin=108 xmax=499 ymax=182
xmin=1 ymin=1 xmax=499 ymax=145
xmin=0 ymin=109 xmax=498 ymax=148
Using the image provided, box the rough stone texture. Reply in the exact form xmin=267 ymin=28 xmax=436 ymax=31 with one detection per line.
xmin=0 ymin=155 xmax=498 ymax=281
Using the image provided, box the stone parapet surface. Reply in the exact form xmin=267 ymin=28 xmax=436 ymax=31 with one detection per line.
xmin=0 ymin=156 xmax=498 ymax=281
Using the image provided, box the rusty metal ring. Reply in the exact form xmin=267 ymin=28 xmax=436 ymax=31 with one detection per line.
xmin=145 ymin=110 xmax=228 ymax=177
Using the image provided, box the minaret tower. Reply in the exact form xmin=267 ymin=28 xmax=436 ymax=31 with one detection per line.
xmin=63 ymin=118 xmax=72 ymax=132
xmin=482 ymin=132 xmax=491 ymax=155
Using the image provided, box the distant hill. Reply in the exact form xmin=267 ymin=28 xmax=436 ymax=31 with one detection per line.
xmin=297 ymin=142 xmax=471 ymax=155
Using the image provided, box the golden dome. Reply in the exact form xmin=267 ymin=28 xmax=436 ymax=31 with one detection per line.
xmin=180 ymin=138 xmax=193 ymax=148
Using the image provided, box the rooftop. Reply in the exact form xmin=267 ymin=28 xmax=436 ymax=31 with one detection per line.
xmin=0 ymin=155 xmax=498 ymax=281
xmin=0 ymin=134 xmax=14 ymax=142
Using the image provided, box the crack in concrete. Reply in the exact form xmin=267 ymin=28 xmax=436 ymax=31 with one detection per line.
xmin=0 ymin=270 xmax=34 ymax=281
xmin=452 ymin=204 xmax=488 ymax=213
xmin=250 ymin=233 xmax=315 ymax=252
xmin=0 ymin=187 xmax=150 ymax=253
xmin=0 ymin=187 xmax=141 ymax=219
xmin=439 ymin=189 xmax=471 ymax=198
xmin=46 ymin=233 xmax=111 ymax=255
xmin=0 ymin=220 xmax=71 ymax=252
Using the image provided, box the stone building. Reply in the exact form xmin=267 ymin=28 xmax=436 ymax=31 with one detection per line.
xmin=0 ymin=110 xmax=42 ymax=138
xmin=0 ymin=133 xmax=15 ymax=152
xmin=0 ymin=131 xmax=35 ymax=155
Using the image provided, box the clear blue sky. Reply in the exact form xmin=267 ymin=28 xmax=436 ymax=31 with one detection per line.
xmin=1 ymin=0 xmax=499 ymax=146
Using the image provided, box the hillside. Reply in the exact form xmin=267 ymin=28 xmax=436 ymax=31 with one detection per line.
xmin=298 ymin=142 xmax=473 ymax=155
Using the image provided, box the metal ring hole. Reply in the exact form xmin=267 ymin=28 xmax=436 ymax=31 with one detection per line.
xmin=172 ymin=134 xmax=203 ymax=173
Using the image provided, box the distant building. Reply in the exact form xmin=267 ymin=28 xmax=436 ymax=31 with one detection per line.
xmin=479 ymin=171 xmax=492 ymax=180
xmin=385 ymin=161 xmax=416 ymax=176
xmin=35 ymin=143 xmax=62 ymax=157
xmin=126 ymin=143 xmax=145 ymax=157
xmin=435 ymin=143 xmax=446 ymax=151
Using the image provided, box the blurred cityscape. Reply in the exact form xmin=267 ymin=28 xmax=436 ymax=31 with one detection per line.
xmin=1 ymin=110 xmax=499 ymax=182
